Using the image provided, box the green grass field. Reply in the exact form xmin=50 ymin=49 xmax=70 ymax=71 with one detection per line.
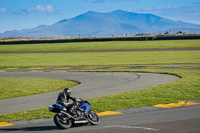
xmin=0 ymin=39 xmax=200 ymax=52
xmin=0 ymin=78 xmax=79 ymax=100
xmin=0 ymin=51 xmax=199 ymax=68
xmin=0 ymin=39 xmax=199 ymax=122
xmin=0 ymin=69 xmax=200 ymax=122
xmin=89 ymin=69 xmax=200 ymax=112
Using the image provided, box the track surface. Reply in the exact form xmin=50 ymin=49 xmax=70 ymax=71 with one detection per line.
xmin=0 ymin=72 xmax=200 ymax=133
xmin=1 ymin=47 xmax=200 ymax=54
xmin=1 ymin=101 xmax=200 ymax=133
xmin=0 ymin=71 xmax=179 ymax=114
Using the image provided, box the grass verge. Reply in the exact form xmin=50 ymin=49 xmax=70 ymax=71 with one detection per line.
xmin=0 ymin=69 xmax=199 ymax=122
xmin=89 ymin=69 xmax=200 ymax=112
xmin=0 ymin=78 xmax=79 ymax=100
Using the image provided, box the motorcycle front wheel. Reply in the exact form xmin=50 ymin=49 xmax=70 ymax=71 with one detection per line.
xmin=54 ymin=114 xmax=72 ymax=129
xmin=87 ymin=110 xmax=100 ymax=125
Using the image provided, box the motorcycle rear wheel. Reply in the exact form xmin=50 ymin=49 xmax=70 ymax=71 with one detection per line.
xmin=54 ymin=114 xmax=72 ymax=129
xmin=87 ymin=110 xmax=100 ymax=125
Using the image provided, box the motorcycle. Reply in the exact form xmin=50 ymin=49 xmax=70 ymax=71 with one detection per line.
xmin=48 ymin=98 xmax=100 ymax=129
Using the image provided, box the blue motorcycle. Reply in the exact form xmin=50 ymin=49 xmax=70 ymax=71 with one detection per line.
xmin=48 ymin=98 xmax=100 ymax=129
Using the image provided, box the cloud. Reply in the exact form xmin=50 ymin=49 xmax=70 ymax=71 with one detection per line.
xmin=4 ymin=5 xmax=57 ymax=15
xmin=84 ymin=0 xmax=131 ymax=3
xmin=27 ymin=5 xmax=54 ymax=13
xmin=0 ymin=8 xmax=7 ymax=13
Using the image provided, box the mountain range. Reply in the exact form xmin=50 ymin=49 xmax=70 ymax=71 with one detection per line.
xmin=1 ymin=9 xmax=200 ymax=38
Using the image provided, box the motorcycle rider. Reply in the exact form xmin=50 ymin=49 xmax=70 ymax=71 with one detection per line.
xmin=56 ymin=88 xmax=79 ymax=115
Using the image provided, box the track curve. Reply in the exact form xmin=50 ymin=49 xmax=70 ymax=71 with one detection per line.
xmin=0 ymin=71 xmax=179 ymax=114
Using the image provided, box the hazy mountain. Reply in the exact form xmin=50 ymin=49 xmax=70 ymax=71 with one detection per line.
xmin=1 ymin=9 xmax=200 ymax=38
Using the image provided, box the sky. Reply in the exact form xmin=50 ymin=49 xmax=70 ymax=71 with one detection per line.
xmin=0 ymin=0 xmax=200 ymax=33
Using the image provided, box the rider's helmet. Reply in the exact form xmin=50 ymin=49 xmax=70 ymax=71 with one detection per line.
xmin=64 ymin=88 xmax=71 ymax=97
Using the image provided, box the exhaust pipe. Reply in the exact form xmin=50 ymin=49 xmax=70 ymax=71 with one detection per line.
xmin=60 ymin=110 xmax=75 ymax=119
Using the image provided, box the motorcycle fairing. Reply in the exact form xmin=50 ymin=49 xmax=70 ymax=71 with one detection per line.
xmin=49 ymin=104 xmax=67 ymax=113
xmin=79 ymin=101 xmax=91 ymax=115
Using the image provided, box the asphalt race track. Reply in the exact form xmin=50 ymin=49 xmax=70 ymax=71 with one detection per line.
xmin=0 ymin=71 xmax=200 ymax=133
xmin=0 ymin=71 xmax=179 ymax=114
xmin=1 ymin=105 xmax=200 ymax=133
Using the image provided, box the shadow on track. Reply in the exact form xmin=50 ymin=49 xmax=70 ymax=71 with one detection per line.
xmin=0 ymin=123 xmax=91 ymax=132
xmin=0 ymin=126 xmax=58 ymax=132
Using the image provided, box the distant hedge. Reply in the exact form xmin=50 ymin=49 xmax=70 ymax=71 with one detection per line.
xmin=0 ymin=34 xmax=200 ymax=44
xmin=156 ymin=34 xmax=200 ymax=40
